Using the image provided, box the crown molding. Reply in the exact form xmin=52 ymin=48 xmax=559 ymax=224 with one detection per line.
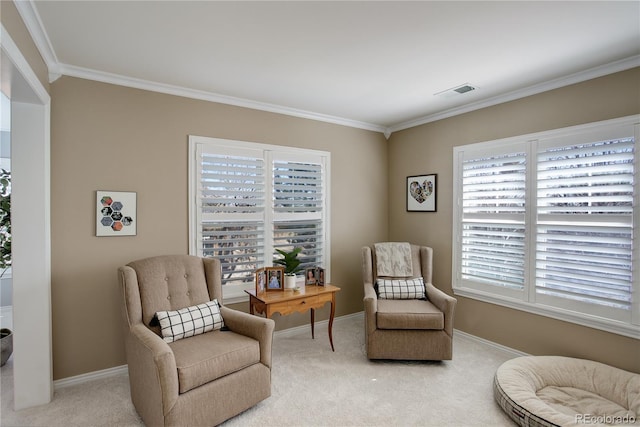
xmin=57 ymin=63 xmax=387 ymax=135
xmin=388 ymin=55 xmax=640 ymax=135
xmin=0 ymin=24 xmax=50 ymax=104
xmin=13 ymin=0 xmax=60 ymax=76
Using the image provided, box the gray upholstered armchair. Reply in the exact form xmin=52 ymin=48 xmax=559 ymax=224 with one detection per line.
xmin=118 ymin=255 xmax=275 ymax=426
xmin=362 ymin=243 xmax=457 ymax=360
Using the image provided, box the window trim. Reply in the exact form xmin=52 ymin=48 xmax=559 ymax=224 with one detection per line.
xmin=452 ymin=115 xmax=640 ymax=339
xmin=188 ymin=136 xmax=331 ymax=304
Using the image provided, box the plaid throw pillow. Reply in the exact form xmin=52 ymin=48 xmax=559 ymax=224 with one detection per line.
xmin=377 ymin=278 xmax=426 ymax=300
xmin=155 ymin=299 xmax=224 ymax=343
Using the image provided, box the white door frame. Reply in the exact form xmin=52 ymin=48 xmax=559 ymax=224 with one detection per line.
xmin=1 ymin=24 xmax=53 ymax=410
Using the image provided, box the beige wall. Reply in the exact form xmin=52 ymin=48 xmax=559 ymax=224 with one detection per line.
xmin=4 ymin=0 xmax=638 ymax=382
xmin=388 ymin=67 xmax=640 ymax=373
xmin=1 ymin=0 xmax=50 ymax=93
xmin=50 ymin=76 xmax=388 ymax=379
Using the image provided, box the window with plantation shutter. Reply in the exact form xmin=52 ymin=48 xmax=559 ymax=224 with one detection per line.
xmin=460 ymin=149 xmax=527 ymax=298
xmin=189 ymin=136 xmax=330 ymax=302
xmin=272 ymin=156 xmax=325 ymax=270
xmin=197 ymin=146 xmax=265 ymax=287
xmin=453 ymin=116 xmax=639 ymax=338
xmin=536 ymin=136 xmax=634 ymax=322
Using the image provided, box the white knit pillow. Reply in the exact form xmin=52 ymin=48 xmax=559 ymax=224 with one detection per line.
xmin=377 ymin=278 xmax=426 ymax=300
xmin=155 ymin=300 xmax=224 ymax=343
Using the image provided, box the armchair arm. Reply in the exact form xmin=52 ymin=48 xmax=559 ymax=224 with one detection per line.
xmin=220 ymin=306 xmax=275 ymax=368
xmin=425 ymin=282 xmax=457 ymax=336
xmin=126 ymin=324 xmax=179 ymax=418
xmin=363 ymin=281 xmax=378 ymax=335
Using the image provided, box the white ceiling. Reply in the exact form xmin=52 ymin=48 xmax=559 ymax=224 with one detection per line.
xmin=20 ymin=1 xmax=640 ymax=135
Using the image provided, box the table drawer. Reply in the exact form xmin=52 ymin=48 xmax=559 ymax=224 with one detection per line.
xmin=267 ymin=296 xmax=321 ymax=316
xmin=288 ymin=295 xmax=320 ymax=311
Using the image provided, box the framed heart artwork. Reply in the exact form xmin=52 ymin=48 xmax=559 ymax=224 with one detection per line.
xmin=406 ymin=174 xmax=437 ymax=212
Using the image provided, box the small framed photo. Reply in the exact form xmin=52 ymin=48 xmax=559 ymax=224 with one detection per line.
xmin=96 ymin=191 xmax=137 ymax=236
xmin=407 ymin=174 xmax=437 ymax=212
xmin=265 ymin=267 xmax=285 ymax=292
xmin=255 ymin=268 xmax=266 ymax=294
xmin=316 ymin=267 xmax=325 ymax=286
xmin=305 ymin=267 xmax=317 ymax=285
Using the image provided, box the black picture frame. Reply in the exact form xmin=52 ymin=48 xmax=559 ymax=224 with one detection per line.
xmin=406 ymin=174 xmax=437 ymax=212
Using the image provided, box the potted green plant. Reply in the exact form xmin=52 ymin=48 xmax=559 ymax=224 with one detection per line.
xmin=274 ymin=247 xmax=303 ymax=289
xmin=0 ymin=169 xmax=11 ymax=366
xmin=0 ymin=169 xmax=10 ymax=275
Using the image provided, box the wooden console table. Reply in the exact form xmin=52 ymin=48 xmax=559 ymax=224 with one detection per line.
xmin=245 ymin=284 xmax=341 ymax=351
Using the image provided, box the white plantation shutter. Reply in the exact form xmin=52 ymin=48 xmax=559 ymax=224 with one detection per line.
xmin=273 ymin=159 xmax=323 ymax=214
xmin=459 ymin=146 xmax=527 ymax=297
xmin=197 ymin=146 xmax=266 ymax=285
xmin=190 ymin=137 xmax=330 ymax=300
xmin=200 ymin=153 xmax=265 ymax=215
xmin=201 ymin=222 xmax=264 ymax=285
xmin=272 ymin=155 xmax=326 ymax=270
xmin=273 ymin=220 xmax=323 ymax=270
xmin=535 ymin=135 xmax=634 ymax=321
xmin=453 ymin=116 xmax=639 ymax=337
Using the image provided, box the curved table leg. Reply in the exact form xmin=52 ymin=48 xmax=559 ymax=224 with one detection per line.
xmin=328 ymin=300 xmax=335 ymax=352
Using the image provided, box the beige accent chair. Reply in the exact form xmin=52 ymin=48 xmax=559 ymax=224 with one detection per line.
xmin=362 ymin=244 xmax=457 ymax=360
xmin=118 ymin=255 xmax=275 ymax=426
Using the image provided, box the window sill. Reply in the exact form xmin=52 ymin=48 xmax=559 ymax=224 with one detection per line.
xmin=453 ymin=286 xmax=640 ymax=340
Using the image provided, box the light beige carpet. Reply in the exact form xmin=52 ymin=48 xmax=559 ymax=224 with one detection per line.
xmin=1 ymin=314 xmax=516 ymax=426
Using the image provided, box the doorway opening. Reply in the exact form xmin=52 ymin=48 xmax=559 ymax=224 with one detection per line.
xmin=1 ymin=25 xmax=53 ymax=410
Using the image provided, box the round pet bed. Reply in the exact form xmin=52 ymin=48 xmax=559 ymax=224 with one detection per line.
xmin=494 ymin=356 xmax=639 ymax=427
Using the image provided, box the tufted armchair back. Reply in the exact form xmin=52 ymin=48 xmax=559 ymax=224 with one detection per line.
xmin=120 ymin=254 xmax=222 ymax=336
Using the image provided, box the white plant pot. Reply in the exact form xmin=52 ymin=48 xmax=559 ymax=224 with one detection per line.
xmin=284 ymin=275 xmax=297 ymax=289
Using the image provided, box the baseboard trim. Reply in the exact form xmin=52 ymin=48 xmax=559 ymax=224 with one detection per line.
xmin=54 ymin=364 xmax=128 ymax=390
xmin=53 ymin=311 xmax=527 ymax=389
xmin=453 ymin=328 xmax=529 ymax=357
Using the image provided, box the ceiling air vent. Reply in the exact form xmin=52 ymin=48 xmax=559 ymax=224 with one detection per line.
xmin=435 ymin=83 xmax=478 ymax=98
xmin=454 ymin=84 xmax=476 ymax=94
